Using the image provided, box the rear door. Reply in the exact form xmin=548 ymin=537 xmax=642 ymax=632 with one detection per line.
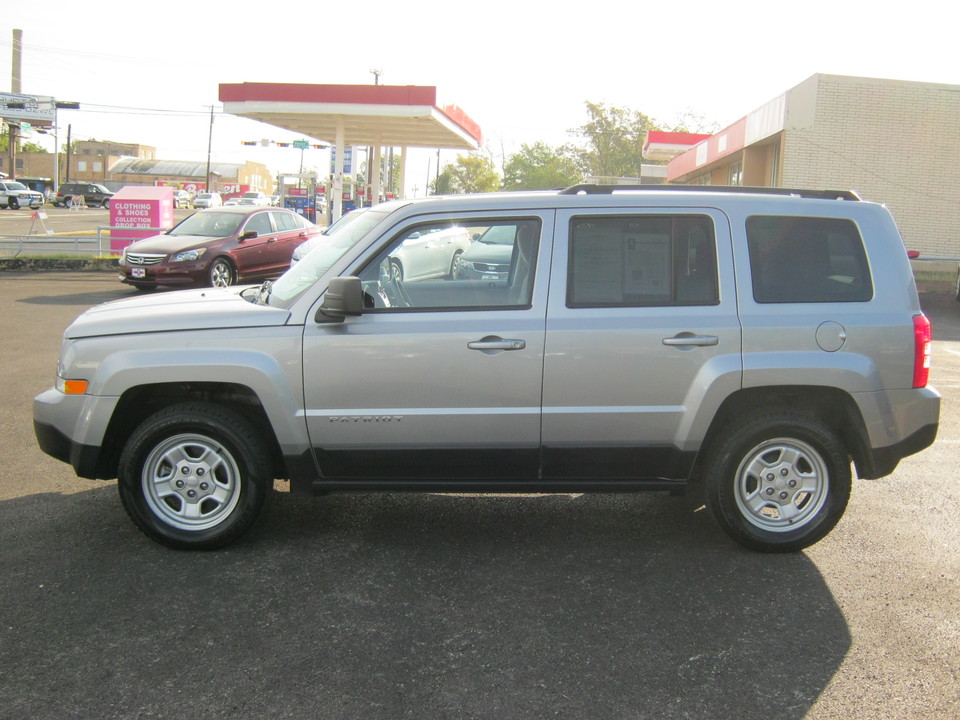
xmin=541 ymin=208 xmax=741 ymax=483
xmin=268 ymin=211 xmax=313 ymax=272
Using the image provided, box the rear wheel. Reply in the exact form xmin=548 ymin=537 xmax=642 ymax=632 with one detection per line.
xmin=704 ymin=412 xmax=851 ymax=552
xmin=117 ymin=403 xmax=271 ymax=550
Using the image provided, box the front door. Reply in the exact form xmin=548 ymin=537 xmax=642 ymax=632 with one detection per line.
xmin=301 ymin=212 xmax=553 ymax=486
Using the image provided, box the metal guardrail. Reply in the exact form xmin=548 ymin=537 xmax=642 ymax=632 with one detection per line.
xmin=0 ymin=226 xmax=171 ymax=258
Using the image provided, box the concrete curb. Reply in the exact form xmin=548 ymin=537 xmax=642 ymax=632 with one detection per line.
xmin=0 ymin=257 xmax=119 ymax=272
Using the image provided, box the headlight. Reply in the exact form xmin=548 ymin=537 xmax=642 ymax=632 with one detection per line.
xmin=171 ymin=248 xmax=207 ymax=263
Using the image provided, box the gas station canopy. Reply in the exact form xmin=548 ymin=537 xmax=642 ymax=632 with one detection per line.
xmin=218 ymin=83 xmax=482 ymax=150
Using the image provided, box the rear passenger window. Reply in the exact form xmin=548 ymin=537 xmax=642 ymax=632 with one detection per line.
xmin=568 ymin=215 xmax=718 ymax=307
xmin=747 ymin=216 xmax=872 ymax=303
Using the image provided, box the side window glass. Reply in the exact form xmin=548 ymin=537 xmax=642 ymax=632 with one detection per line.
xmin=567 ymin=215 xmax=718 ymax=307
xmin=356 ymin=219 xmax=541 ymax=311
xmin=271 ymin=211 xmax=297 ymax=231
xmin=243 ymin=212 xmax=274 ymax=236
xmin=747 ymin=216 xmax=873 ymax=303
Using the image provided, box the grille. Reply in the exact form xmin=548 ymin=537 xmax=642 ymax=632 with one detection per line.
xmin=474 ymin=262 xmax=509 ymax=273
xmin=125 ymin=253 xmax=165 ymax=266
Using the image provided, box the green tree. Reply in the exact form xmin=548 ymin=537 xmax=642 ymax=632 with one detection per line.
xmin=0 ymin=132 xmax=47 ymax=153
xmin=431 ymin=153 xmax=500 ymax=194
xmin=502 ymin=142 xmax=580 ymax=190
xmin=570 ymin=101 xmax=662 ymax=178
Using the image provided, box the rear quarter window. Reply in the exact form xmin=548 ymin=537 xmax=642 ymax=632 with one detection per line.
xmin=747 ymin=216 xmax=873 ymax=303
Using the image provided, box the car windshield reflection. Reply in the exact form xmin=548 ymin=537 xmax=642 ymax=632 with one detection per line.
xmin=169 ymin=212 xmax=244 ymax=237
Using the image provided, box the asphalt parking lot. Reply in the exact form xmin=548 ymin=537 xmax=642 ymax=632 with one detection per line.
xmin=1 ymin=271 xmax=958 ymax=720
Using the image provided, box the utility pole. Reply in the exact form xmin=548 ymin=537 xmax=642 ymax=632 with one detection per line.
xmin=205 ymin=105 xmax=214 ymax=190
xmin=8 ymin=29 xmax=23 ymax=180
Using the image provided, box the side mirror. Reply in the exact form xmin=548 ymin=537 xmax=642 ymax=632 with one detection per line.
xmin=239 ymin=230 xmax=258 ymax=241
xmin=316 ymin=276 xmax=364 ymax=323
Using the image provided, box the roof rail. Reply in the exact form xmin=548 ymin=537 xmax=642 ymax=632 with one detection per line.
xmin=558 ymin=184 xmax=861 ymax=201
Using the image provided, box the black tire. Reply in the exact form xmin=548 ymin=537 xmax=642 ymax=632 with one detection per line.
xmin=117 ymin=402 xmax=271 ymax=550
xmin=101 ymin=199 xmax=110 ymax=209
xmin=448 ymin=250 xmax=463 ymax=279
xmin=704 ymin=412 xmax=851 ymax=552
xmin=208 ymin=257 xmax=235 ymax=287
xmin=955 ymin=268 xmax=959 ymax=302
xmin=9 ymin=198 xmax=19 ymax=210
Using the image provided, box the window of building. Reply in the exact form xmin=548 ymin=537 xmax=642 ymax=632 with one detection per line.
xmin=568 ymin=215 xmax=719 ymax=307
xmin=728 ymin=161 xmax=742 ymax=186
xmin=747 ymin=216 xmax=873 ymax=303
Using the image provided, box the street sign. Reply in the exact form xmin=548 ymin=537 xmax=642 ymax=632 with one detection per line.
xmin=292 ymin=140 xmax=309 ymax=150
xmin=0 ymin=93 xmax=55 ymax=124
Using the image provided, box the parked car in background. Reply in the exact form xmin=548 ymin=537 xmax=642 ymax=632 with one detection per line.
xmin=193 ymin=192 xmax=222 ymax=209
xmin=172 ymin=190 xmax=192 ymax=209
xmin=54 ymin=182 xmax=113 ymax=209
xmin=240 ymin=191 xmax=270 ymax=206
xmin=117 ymin=206 xmax=323 ymax=289
xmin=223 ymin=197 xmax=241 ymax=206
xmin=388 ymin=225 xmax=472 ymax=281
xmin=0 ymin=180 xmax=45 ymax=210
xmin=455 ymin=224 xmax=517 ymax=280
xmin=290 ymin=208 xmax=369 ymax=265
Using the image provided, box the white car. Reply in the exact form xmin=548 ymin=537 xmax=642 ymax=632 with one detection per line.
xmin=193 ymin=192 xmax=222 ymax=209
xmin=240 ymin=191 xmax=270 ymax=206
xmin=0 ymin=180 xmax=44 ymax=210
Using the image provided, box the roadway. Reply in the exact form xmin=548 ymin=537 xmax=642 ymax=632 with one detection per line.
xmin=0 ymin=272 xmax=957 ymax=719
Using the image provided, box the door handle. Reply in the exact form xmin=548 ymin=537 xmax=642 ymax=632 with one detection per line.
xmin=468 ymin=337 xmax=526 ymax=352
xmin=662 ymin=334 xmax=719 ymax=347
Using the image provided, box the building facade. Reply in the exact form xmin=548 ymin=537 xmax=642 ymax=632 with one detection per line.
xmin=3 ymin=140 xmax=273 ymax=197
xmin=666 ymin=74 xmax=960 ymax=257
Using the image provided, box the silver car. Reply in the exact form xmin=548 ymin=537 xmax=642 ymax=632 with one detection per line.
xmin=34 ymin=185 xmax=940 ymax=553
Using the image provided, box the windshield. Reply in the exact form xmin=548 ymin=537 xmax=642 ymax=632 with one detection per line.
xmin=267 ymin=208 xmax=389 ymax=307
xmin=6 ymin=182 xmax=28 ymax=191
xmin=477 ymin=225 xmax=517 ymax=244
xmin=169 ymin=211 xmax=243 ymax=237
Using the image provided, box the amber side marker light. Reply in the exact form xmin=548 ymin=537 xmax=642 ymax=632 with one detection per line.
xmin=57 ymin=378 xmax=89 ymax=395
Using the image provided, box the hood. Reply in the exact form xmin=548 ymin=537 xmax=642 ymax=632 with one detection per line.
xmin=65 ymin=286 xmax=290 ymax=339
xmin=463 ymin=242 xmax=514 ymax=263
xmin=125 ymin=233 xmax=225 ymax=254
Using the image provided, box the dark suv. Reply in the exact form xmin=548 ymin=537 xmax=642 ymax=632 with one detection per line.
xmin=55 ymin=182 xmax=114 ymax=209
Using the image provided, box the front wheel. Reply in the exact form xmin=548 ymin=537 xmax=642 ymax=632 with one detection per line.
xmin=9 ymin=198 xmax=19 ymax=210
xmin=117 ymin=403 xmax=271 ymax=549
xmin=208 ymin=257 xmax=235 ymax=287
xmin=704 ymin=413 xmax=851 ymax=552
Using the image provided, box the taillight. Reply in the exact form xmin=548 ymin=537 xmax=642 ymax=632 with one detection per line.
xmin=913 ymin=313 xmax=932 ymax=388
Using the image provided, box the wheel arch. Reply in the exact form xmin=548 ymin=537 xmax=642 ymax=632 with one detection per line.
xmin=95 ymin=381 xmax=287 ymax=481
xmin=693 ymin=385 xmax=872 ymax=482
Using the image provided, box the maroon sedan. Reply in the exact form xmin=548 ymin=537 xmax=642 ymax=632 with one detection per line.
xmin=118 ymin=206 xmax=322 ymax=289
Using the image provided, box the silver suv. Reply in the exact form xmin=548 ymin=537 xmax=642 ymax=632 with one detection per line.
xmin=33 ymin=186 xmax=940 ymax=552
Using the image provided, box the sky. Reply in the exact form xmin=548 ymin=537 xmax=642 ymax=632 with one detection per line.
xmin=3 ymin=0 xmax=956 ymax=197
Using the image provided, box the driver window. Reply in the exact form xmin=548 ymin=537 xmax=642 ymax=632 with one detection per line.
xmin=356 ymin=219 xmax=541 ymax=311
xmin=243 ymin=212 xmax=274 ymax=236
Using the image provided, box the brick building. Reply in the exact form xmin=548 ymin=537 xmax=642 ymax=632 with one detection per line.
xmin=2 ymin=139 xmax=273 ymax=197
xmin=663 ymin=74 xmax=960 ymax=257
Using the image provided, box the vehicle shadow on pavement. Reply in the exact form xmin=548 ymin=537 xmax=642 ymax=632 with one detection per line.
xmin=0 ymin=487 xmax=849 ymax=720
xmin=17 ymin=286 xmax=146 ymax=307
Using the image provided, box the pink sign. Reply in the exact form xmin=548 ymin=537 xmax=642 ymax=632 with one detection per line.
xmin=109 ymin=186 xmax=176 ymax=252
